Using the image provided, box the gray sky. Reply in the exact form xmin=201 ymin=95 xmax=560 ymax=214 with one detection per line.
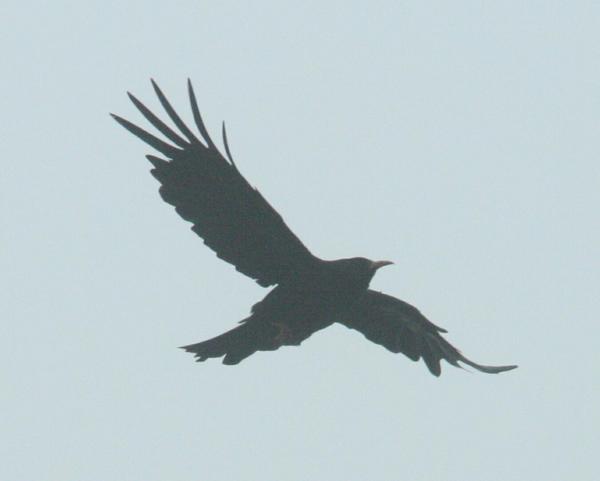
xmin=2 ymin=1 xmax=599 ymax=480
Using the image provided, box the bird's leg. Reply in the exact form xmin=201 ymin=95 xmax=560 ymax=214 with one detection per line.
xmin=271 ymin=321 xmax=297 ymax=346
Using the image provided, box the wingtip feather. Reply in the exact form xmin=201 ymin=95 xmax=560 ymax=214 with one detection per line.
xmin=187 ymin=79 xmax=219 ymax=152
xmin=460 ymin=358 xmax=518 ymax=374
xmin=112 ymin=112 xmax=182 ymax=158
xmin=150 ymin=78 xmax=201 ymax=145
xmin=221 ymin=121 xmax=238 ymax=170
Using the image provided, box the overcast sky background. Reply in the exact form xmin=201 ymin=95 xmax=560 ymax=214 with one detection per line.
xmin=2 ymin=2 xmax=599 ymax=480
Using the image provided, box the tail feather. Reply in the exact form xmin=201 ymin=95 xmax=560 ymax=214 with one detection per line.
xmin=180 ymin=318 xmax=280 ymax=365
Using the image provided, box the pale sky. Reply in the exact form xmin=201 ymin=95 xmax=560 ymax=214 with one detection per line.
xmin=2 ymin=2 xmax=599 ymax=480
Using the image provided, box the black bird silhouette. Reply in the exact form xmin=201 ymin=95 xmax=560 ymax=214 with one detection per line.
xmin=112 ymin=80 xmax=517 ymax=376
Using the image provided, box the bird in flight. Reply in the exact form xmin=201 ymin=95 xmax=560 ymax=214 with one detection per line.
xmin=112 ymin=80 xmax=517 ymax=376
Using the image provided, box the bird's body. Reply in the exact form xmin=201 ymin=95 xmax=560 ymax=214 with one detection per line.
xmin=113 ymin=80 xmax=517 ymax=376
xmin=185 ymin=257 xmax=387 ymax=364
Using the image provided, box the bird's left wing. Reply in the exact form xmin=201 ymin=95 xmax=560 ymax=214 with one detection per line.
xmin=339 ymin=290 xmax=517 ymax=376
xmin=112 ymin=80 xmax=316 ymax=287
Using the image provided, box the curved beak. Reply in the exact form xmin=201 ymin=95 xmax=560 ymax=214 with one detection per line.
xmin=371 ymin=260 xmax=394 ymax=270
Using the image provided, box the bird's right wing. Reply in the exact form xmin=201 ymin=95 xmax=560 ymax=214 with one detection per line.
xmin=112 ymin=80 xmax=316 ymax=287
xmin=339 ymin=290 xmax=517 ymax=376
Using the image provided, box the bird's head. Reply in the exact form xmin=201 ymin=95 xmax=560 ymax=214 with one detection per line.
xmin=370 ymin=259 xmax=395 ymax=271
xmin=336 ymin=257 xmax=394 ymax=288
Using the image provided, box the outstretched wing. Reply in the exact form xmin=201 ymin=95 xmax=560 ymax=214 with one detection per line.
xmin=340 ymin=290 xmax=517 ymax=376
xmin=112 ymin=80 xmax=316 ymax=287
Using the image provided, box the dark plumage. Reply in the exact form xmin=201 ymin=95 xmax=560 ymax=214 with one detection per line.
xmin=112 ymin=80 xmax=517 ymax=376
